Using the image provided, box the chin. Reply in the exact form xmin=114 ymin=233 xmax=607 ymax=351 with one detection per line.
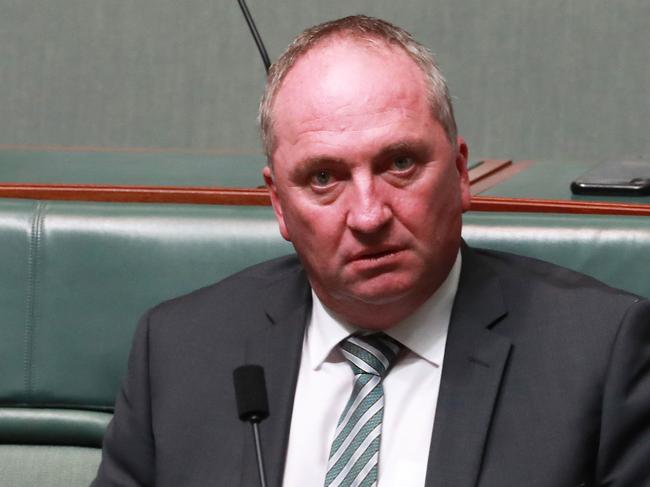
xmin=347 ymin=278 xmax=419 ymax=306
xmin=314 ymin=268 xmax=431 ymax=315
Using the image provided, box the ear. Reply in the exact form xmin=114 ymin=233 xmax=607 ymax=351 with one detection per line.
xmin=455 ymin=137 xmax=471 ymax=212
xmin=263 ymin=165 xmax=291 ymax=241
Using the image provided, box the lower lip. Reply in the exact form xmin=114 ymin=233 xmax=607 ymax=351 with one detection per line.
xmin=348 ymin=250 xmax=404 ymax=269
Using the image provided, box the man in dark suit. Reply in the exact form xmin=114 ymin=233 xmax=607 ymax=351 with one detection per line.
xmin=92 ymin=15 xmax=650 ymax=487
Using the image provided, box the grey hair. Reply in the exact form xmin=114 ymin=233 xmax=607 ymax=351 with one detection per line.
xmin=258 ymin=15 xmax=457 ymax=162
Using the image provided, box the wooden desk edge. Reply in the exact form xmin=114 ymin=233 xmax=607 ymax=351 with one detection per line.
xmin=2 ymin=158 xmax=650 ymax=216
xmin=0 ymin=159 xmax=511 ymax=207
xmin=470 ymin=195 xmax=650 ymax=216
xmin=0 ymin=183 xmax=272 ymax=206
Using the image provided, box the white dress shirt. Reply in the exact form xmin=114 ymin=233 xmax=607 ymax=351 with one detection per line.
xmin=282 ymin=252 xmax=461 ymax=486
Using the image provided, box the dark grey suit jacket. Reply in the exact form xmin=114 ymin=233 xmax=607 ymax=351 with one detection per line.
xmin=92 ymin=246 xmax=650 ymax=487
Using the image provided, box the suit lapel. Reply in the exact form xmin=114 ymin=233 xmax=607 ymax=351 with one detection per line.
xmin=240 ymin=267 xmax=311 ymax=487
xmin=425 ymin=246 xmax=512 ymax=487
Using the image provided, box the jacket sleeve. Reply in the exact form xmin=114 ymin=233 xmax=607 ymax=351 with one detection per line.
xmin=596 ymin=298 xmax=650 ymax=485
xmin=91 ymin=310 xmax=156 ymax=487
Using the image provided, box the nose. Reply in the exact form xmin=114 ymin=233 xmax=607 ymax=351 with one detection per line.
xmin=345 ymin=178 xmax=392 ymax=234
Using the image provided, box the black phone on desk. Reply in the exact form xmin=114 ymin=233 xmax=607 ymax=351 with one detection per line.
xmin=571 ymin=160 xmax=650 ymax=196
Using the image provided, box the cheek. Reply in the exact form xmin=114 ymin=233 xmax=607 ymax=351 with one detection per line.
xmin=282 ymin=203 xmax=343 ymax=251
xmin=398 ymin=177 xmax=463 ymax=242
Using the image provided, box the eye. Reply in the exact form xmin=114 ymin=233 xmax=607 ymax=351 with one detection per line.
xmin=392 ymin=156 xmax=415 ymax=172
xmin=311 ymin=169 xmax=333 ymax=187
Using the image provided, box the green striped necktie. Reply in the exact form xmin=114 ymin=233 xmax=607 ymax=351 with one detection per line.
xmin=324 ymin=332 xmax=403 ymax=487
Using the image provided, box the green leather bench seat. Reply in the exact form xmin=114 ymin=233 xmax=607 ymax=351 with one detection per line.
xmin=1 ymin=198 xmax=650 ymax=486
xmin=0 ymin=200 xmax=292 ymax=412
xmin=0 ymin=445 xmax=101 ymax=487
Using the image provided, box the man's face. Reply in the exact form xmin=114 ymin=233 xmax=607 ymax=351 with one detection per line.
xmin=264 ymin=39 xmax=470 ymax=329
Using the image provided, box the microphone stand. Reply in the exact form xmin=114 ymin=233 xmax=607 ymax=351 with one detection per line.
xmin=236 ymin=0 xmax=271 ymax=73
xmin=251 ymin=418 xmax=267 ymax=487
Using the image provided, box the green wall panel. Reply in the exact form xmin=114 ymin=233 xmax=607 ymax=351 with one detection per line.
xmin=1 ymin=0 xmax=649 ymax=161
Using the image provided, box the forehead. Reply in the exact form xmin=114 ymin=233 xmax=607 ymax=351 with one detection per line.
xmin=271 ymin=38 xmax=432 ymax=149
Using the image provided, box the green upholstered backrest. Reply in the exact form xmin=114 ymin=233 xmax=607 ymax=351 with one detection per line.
xmin=0 ymin=200 xmax=291 ymax=411
xmin=2 ymin=201 xmax=650 ymax=414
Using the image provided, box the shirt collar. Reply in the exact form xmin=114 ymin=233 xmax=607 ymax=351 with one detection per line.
xmin=307 ymin=250 xmax=462 ymax=369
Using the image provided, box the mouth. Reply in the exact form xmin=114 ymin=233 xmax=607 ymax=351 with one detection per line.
xmin=349 ymin=247 xmax=404 ymax=264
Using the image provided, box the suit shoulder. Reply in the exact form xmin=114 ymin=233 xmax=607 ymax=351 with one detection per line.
xmin=166 ymin=253 xmax=300 ymax=299
xmin=464 ymin=247 xmax=650 ymax=377
xmin=467 ymin=247 xmax=647 ymax=338
xmin=143 ymin=254 xmax=305 ymax=331
xmin=472 ymin=246 xmax=643 ymax=304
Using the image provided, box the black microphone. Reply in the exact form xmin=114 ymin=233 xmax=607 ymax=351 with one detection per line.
xmin=236 ymin=0 xmax=271 ymax=73
xmin=233 ymin=365 xmax=270 ymax=487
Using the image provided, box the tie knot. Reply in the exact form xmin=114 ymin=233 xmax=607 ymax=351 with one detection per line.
xmin=340 ymin=332 xmax=402 ymax=378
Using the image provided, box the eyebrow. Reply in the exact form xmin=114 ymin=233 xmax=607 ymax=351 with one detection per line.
xmin=301 ymin=155 xmax=346 ymax=167
xmin=290 ymin=139 xmax=430 ymax=177
xmin=371 ymin=140 xmax=431 ymax=166
xmin=291 ymin=155 xmax=346 ymax=175
xmin=379 ymin=140 xmax=428 ymax=156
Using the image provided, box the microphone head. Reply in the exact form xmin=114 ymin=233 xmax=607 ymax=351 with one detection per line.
xmin=233 ymin=365 xmax=270 ymax=423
